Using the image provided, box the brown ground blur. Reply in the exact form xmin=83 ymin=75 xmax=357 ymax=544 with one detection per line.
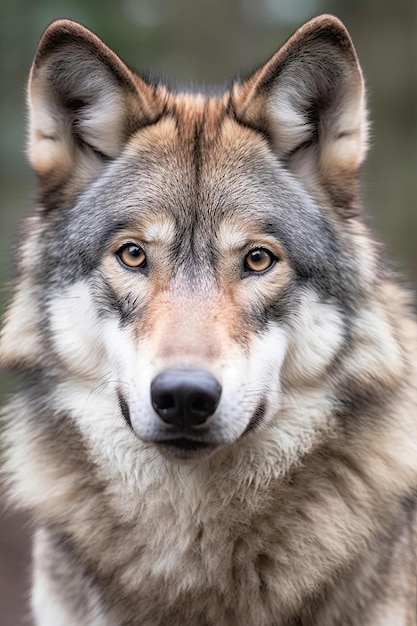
xmin=0 ymin=507 xmax=31 ymax=626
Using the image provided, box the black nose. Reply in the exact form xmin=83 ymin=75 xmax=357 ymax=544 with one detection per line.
xmin=151 ymin=368 xmax=222 ymax=428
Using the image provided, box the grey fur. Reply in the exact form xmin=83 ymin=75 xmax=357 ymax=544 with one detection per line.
xmin=1 ymin=15 xmax=417 ymax=626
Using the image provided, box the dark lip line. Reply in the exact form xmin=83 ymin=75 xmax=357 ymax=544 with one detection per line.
xmin=117 ymin=390 xmax=133 ymax=430
xmin=242 ymin=401 xmax=266 ymax=436
xmin=146 ymin=434 xmax=220 ymax=447
xmin=158 ymin=438 xmax=215 ymax=449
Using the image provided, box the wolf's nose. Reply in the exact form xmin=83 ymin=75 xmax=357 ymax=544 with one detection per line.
xmin=151 ymin=368 xmax=221 ymax=427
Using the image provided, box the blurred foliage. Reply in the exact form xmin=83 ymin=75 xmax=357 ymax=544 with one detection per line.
xmin=0 ymin=0 xmax=416 ymax=397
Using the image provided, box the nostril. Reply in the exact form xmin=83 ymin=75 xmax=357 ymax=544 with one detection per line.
xmin=190 ymin=394 xmax=216 ymax=415
xmin=155 ymin=394 xmax=176 ymax=411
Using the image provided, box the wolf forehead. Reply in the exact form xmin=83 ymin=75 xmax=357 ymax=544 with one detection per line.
xmin=38 ymin=109 xmax=351 ymax=296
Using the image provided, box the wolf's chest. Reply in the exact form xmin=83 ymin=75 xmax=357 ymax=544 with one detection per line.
xmin=108 ymin=515 xmax=284 ymax=626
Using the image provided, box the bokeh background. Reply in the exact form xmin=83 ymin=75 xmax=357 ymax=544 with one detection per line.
xmin=0 ymin=0 xmax=416 ymax=623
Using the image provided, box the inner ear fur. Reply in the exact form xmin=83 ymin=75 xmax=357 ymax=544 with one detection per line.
xmin=232 ymin=15 xmax=368 ymax=212
xmin=28 ymin=19 xmax=163 ymax=206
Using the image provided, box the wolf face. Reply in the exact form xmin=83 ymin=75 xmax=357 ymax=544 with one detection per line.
xmin=1 ymin=16 xmax=383 ymax=468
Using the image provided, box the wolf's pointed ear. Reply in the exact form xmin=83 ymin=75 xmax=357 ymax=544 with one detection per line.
xmin=232 ymin=15 xmax=368 ymax=212
xmin=28 ymin=20 xmax=162 ymax=207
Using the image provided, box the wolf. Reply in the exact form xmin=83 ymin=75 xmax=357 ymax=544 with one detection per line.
xmin=1 ymin=13 xmax=416 ymax=626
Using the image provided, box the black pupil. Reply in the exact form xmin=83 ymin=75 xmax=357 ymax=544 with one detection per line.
xmin=251 ymin=250 xmax=264 ymax=263
xmin=128 ymin=245 xmax=141 ymax=257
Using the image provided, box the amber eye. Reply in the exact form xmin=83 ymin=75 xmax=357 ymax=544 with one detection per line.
xmin=117 ymin=243 xmax=146 ymax=269
xmin=244 ymin=248 xmax=276 ymax=273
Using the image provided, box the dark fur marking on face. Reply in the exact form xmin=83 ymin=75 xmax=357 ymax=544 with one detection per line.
xmin=192 ymin=114 xmax=204 ymax=187
xmin=117 ymin=390 xmax=132 ymax=430
xmin=263 ymin=282 xmax=301 ymax=326
xmin=242 ymin=401 xmax=266 ymax=436
xmin=41 ymin=193 xmax=143 ymax=285
xmin=93 ymin=277 xmax=142 ymax=325
xmin=261 ymin=214 xmax=362 ymax=311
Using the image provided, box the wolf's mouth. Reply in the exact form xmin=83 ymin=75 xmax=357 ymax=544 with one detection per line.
xmin=159 ymin=438 xmax=213 ymax=450
xmin=118 ymin=388 xmax=267 ymax=458
xmin=156 ymin=438 xmax=217 ymax=460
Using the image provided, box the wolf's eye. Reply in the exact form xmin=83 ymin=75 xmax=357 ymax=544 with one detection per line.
xmin=244 ymin=248 xmax=276 ymax=273
xmin=116 ymin=243 xmax=146 ymax=269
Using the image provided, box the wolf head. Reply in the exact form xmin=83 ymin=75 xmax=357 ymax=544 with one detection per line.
xmin=2 ymin=16 xmax=402 ymax=468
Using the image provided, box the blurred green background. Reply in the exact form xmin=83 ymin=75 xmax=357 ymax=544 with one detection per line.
xmin=0 ymin=0 xmax=416 ymax=380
